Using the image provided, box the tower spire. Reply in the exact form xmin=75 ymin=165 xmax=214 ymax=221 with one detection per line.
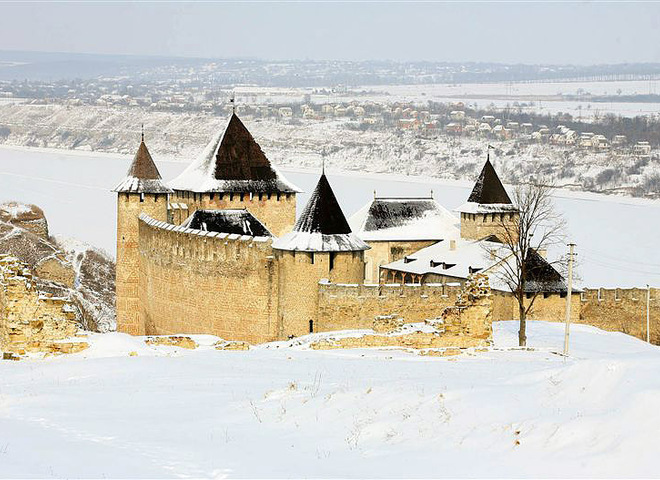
xmin=321 ymin=148 xmax=326 ymax=174
xmin=141 ymin=123 xmax=144 ymax=143
xmin=230 ymin=91 xmax=235 ymax=114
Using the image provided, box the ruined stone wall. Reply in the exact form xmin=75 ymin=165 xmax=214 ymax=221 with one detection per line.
xmin=364 ymin=240 xmax=437 ymax=283
xmin=460 ymin=212 xmax=518 ymax=241
xmin=0 ymin=256 xmax=79 ymax=354
xmin=580 ymin=287 xmax=660 ymax=344
xmin=170 ymin=191 xmax=296 ymax=237
xmin=316 ymin=282 xmax=462 ymax=332
xmin=116 ymin=192 xmax=169 ymax=336
xmin=276 ymin=249 xmax=365 ymax=338
xmin=138 ymin=216 xmax=280 ymax=344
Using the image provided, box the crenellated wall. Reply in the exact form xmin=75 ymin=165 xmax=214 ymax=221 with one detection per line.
xmin=460 ymin=211 xmax=518 ymax=241
xmin=137 ymin=215 xmax=280 ymax=344
xmin=580 ymin=287 xmax=660 ymax=344
xmin=316 ymin=282 xmax=463 ymax=332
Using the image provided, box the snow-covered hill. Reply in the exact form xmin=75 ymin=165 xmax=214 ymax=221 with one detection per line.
xmin=1 ymin=104 xmax=659 ymax=198
xmin=1 ymin=321 xmax=658 ymax=478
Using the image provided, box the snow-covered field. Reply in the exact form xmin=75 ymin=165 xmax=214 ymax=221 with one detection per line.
xmin=1 ymin=321 xmax=659 ymax=478
xmin=0 ymin=145 xmax=659 ymax=288
xmin=238 ymin=80 xmax=660 ymax=119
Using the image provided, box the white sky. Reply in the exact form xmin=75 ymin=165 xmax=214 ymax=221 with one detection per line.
xmin=1 ymin=2 xmax=659 ymax=64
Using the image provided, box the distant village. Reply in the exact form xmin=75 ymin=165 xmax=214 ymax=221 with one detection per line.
xmin=0 ymin=74 xmax=656 ymax=161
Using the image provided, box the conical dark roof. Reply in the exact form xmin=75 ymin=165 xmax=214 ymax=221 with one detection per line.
xmin=467 ymin=157 xmax=512 ymax=204
xmin=294 ymin=174 xmax=352 ymax=234
xmin=272 ymin=173 xmax=369 ymax=252
xmin=214 ymin=113 xmax=277 ymax=181
xmin=114 ymin=137 xmax=172 ymax=193
xmin=168 ymin=113 xmax=300 ymax=193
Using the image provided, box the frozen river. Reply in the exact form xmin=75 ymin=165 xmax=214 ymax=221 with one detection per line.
xmin=0 ymin=146 xmax=658 ymax=288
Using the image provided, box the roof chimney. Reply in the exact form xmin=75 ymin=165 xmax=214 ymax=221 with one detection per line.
xmin=450 ymin=239 xmax=456 ymax=251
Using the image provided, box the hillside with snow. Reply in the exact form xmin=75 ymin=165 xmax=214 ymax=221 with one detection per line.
xmin=0 ymin=320 xmax=658 ymax=478
xmin=1 ymin=104 xmax=659 ymax=198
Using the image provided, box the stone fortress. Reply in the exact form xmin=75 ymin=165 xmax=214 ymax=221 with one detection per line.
xmin=114 ymin=112 xmax=585 ymax=345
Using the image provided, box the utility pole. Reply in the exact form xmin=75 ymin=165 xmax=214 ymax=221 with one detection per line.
xmin=564 ymin=243 xmax=576 ymax=356
xmin=647 ymin=284 xmax=651 ymax=343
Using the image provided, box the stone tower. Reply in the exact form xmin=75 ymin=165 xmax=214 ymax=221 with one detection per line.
xmin=114 ymin=134 xmax=172 ymax=335
xmin=167 ymin=113 xmax=300 ymax=236
xmin=456 ymin=155 xmax=519 ymax=242
xmin=273 ymin=172 xmax=369 ymax=338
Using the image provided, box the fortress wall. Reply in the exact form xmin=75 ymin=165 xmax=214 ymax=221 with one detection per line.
xmin=138 ymin=215 xmax=280 ymax=344
xmin=580 ymin=287 xmax=660 ymax=344
xmin=170 ymin=191 xmax=296 ymax=237
xmin=276 ymin=250 xmax=365 ymax=338
xmin=490 ymin=291 xmax=581 ymax=323
xmin=316 ymin=282 xmax=463 ymax=332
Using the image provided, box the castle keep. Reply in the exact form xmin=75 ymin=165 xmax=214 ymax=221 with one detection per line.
xmin=115 ymin=113 xmax=574 ymax=344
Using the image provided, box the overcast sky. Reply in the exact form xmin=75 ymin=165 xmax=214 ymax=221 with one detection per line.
xmin=1 ymin=2 xmax=660 ymax=64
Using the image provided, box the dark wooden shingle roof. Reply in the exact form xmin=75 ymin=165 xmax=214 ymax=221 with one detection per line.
xmin=294 ymin=174 xmax=352 ymax=235
xmin=214 ymin=113 xmax=277 ymax=181
xmin=114 ymin=138 xmax=172 ymax=194
xmin=467 ymin=157 xmax=512 ymax=205
xmin=180 ymin=209 xmax=271 ymax=237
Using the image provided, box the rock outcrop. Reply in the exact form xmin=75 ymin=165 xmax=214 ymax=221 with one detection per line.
xmin=0 ymin=201 xmax=115 ymax=333
xmin=0 ymin=202 xmax=49 ymax=239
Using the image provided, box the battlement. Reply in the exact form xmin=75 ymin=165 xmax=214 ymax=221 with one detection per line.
xmin=136 ymin=214 xmax=279 ymax=344
xmin=138 ymin=213 xmax=273 ymax=263
xmin=581 ymin=287 xmax=658 ymax=304
xmin=316 ymin=280 xmax=463 ymax=332
xmin=318 ymin=281 xmax=464 ymax=299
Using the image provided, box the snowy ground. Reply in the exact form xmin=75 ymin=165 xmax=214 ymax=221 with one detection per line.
xmin=0 ymin=321 xmax=659 ymax=478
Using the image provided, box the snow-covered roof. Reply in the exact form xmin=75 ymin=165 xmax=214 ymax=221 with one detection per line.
xmin=168 ymin=113 xmax=300 ymax=194
xmin=455 ymin=201 xmax=519 ymax=214
xmin=349 ymin=197 xmax=460 ymax=242
xmin=273 ymin=173 xmax=369 ymax=252
xmin=180 ymin=209 xmax=272 ymax=237
xmin=114 ymin=138 xmax=172 ymax=194
xmin=384 ymin=237 xmax=503 ymax=283
xmin=384 ymin=237 xmax=567 ymax=293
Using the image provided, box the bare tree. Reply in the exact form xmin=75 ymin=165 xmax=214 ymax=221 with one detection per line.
xmin=488 ymin=183 xmax=567 ymax=346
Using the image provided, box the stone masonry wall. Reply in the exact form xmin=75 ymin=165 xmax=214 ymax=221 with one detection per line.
xmin=460 ymin=212 xmax=518 ymax=241
xmin=316 ymin=282 xmax=463 ymax=332
xmin=138 ymin=215 xmax=280 ymax=344
xmin=276 ymin=249 xmax=364 ymax=338
xmin=0 ymin=255 xmax=80 ymax=354
xmin=580 ymin=287 xmax=660 ymax=344
xmin=116 ymin=192 xmax=169 ymax=336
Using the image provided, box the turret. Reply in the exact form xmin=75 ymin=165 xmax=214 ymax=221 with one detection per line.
xmin=273 ymin=172 xmax=369 ymax=337
xmin=456 ymin=155 xmax=519 ymax=242
xmin=114 ymin=133 xmax=172 ymax=335
xmin=167 ymin=112 xmax=300 ymax=236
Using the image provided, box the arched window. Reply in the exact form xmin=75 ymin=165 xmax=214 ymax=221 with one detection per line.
xmin=309 ymin=320 xmax=314 ymax=333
